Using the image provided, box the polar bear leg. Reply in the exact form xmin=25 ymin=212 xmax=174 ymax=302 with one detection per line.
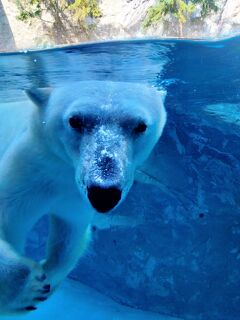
xmin=42 ymin=213 xmax=92 ymax=290
xmin=0 ymin=238 xmax=50 ymax=314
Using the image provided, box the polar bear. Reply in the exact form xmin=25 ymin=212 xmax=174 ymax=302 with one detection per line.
xmin=0 ymin=81 xmax=166 ymax=314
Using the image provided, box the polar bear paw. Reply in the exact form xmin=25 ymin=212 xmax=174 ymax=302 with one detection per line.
xmin=0 ymin=258 xmax=51 ymax=314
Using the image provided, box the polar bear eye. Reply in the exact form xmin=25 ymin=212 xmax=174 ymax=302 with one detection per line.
xmin=133 ymin=122 xmax=147 ymax=134
xmin=69 ymin=115 xmax=84 ymax=133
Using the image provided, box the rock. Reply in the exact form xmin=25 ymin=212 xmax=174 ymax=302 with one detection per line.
xmin=1 ymin=0 xmax=240 ymax=51
xmin=0 ymin=1 xmax=15 ymax=51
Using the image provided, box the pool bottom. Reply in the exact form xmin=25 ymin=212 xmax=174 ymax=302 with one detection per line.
xmin=1 ymin=278 xmax=181 ymax=319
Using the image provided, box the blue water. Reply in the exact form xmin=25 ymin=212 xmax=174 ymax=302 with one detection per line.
xmin=1 ymin=37 xmax=240 ymax=320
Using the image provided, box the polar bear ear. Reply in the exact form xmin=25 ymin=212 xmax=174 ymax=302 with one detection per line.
xmin=26 ymin=87 xmax=52 ymax=108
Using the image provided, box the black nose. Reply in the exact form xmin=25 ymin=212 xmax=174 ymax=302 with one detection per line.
xmin=87 ymin=185 xmax=122 ymax=213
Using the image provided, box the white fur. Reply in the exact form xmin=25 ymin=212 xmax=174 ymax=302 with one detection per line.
xmin=0 ymin=81 xmax=166 ymax=314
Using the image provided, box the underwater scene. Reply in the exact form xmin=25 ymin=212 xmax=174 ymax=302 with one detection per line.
xmin=0 ymin=36 xmax=239 ymax=320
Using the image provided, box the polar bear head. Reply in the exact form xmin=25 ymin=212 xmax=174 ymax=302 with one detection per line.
xmin=27 ymin=81 xmax=166 ymax=213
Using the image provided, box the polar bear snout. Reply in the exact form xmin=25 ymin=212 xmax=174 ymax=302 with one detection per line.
xmin=87 ymin=185 xmax=122 ymax=213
